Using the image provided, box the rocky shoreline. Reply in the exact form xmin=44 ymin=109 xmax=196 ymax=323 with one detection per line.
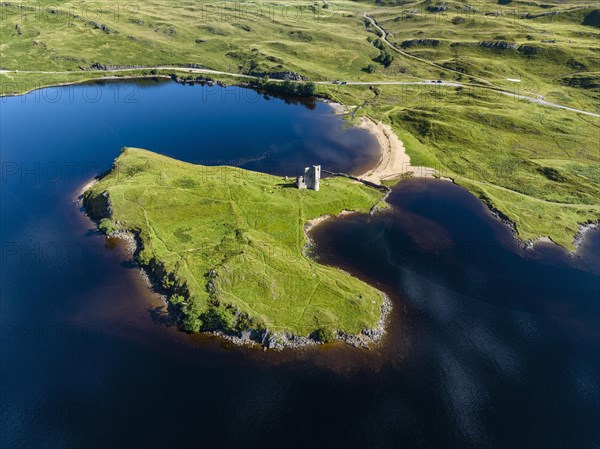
xmin=485 ymin=199 xmax=598 ymax=254
xmin=208 ymin=290 xmax=392 ymax=350
xmin=571 ymin=221 xmax=599 ymax=252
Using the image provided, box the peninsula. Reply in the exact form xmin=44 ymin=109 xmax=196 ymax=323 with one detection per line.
xmin=83 ymin=148 xmax=388 ymax=347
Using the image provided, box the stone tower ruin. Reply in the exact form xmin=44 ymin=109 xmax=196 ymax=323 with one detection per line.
xmin=296 ymin=165 xmax=320 ymax=191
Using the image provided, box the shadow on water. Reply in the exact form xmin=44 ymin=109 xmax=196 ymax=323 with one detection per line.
xmin=148 ymin=305 xmax=177 ymax=328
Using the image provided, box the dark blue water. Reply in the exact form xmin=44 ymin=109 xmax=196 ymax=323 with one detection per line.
xmin=313 ymin=181 xmax=600 ymax=449
xmin=1 ymin=81 xmax=598 ymax=449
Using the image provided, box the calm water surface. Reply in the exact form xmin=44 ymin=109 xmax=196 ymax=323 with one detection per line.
xmin=1 ymin=81 xmax=598 ymax=449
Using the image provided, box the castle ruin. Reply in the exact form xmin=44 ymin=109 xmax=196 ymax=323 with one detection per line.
xmin=296 ymin=165 xmax=321 ymax=191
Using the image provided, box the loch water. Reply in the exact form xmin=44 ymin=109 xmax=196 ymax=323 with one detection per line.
xmin=1 ymin=81 xmax=598 ymax=448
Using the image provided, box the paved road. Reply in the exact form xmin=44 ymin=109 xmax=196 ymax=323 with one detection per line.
xmin=317 ymin=80 xmax=462 ymax=87
xmin=0 ymin=67 xmax=255 ymax=78
xmin=2 ymin=65 xmax=598 ymax=118
xmin=362 ymin=14 xmax=493 ymax=86
xmin=496 ymin=91 xmax=600 ymax=117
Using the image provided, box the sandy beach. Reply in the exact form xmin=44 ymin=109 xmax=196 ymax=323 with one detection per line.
xmin=325 ymin=100 xmax=350 ymax=115
xmin=356 ymin=117 xmax=436 ymax=184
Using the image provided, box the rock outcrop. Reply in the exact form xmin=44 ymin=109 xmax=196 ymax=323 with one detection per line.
xmin=517 ymin=44 xmax=543 ymax=56
xmin=401 ymin=39 xmax=440 ymax=48
xmin=253 ymin=71 xmax=308 ymax=81
xmin=479 ymin=41 xmax=517 ymax=50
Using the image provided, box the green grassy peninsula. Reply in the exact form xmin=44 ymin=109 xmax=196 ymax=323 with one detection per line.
xmin=84 ymin=148 xmax=387 ymax=346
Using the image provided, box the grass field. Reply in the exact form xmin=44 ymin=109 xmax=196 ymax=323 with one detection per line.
xmin=84 ymin=148 xmax=385 ymax=339
xmin=3 ymin=0 xmax=599 ymax=249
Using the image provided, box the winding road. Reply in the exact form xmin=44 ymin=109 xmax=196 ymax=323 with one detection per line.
xmin=361 ymin=14 xmax=600 ymax=118
xmin=362 ymin=14 xmax=495 ymax=87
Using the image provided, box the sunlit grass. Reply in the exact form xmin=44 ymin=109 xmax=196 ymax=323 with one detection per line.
xmin=85 ymin=148 xmax=385 ymax=335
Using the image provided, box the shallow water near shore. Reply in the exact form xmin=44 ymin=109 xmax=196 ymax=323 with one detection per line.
xmin=1 ymin=81 xmax=599 ymax=448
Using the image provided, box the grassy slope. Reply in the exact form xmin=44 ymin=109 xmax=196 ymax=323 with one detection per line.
xmin=85 ymin=148 xmax=385 ymax=336
xmin=0 ymin=0 xmax=380 ymax=80
xmin=4 ymin=0 xmax=596 ymax=95
xmin=371 ymin=1 xmax=600 ymax=113
xmin=3 ymin=0 xmax=599 ymax=248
